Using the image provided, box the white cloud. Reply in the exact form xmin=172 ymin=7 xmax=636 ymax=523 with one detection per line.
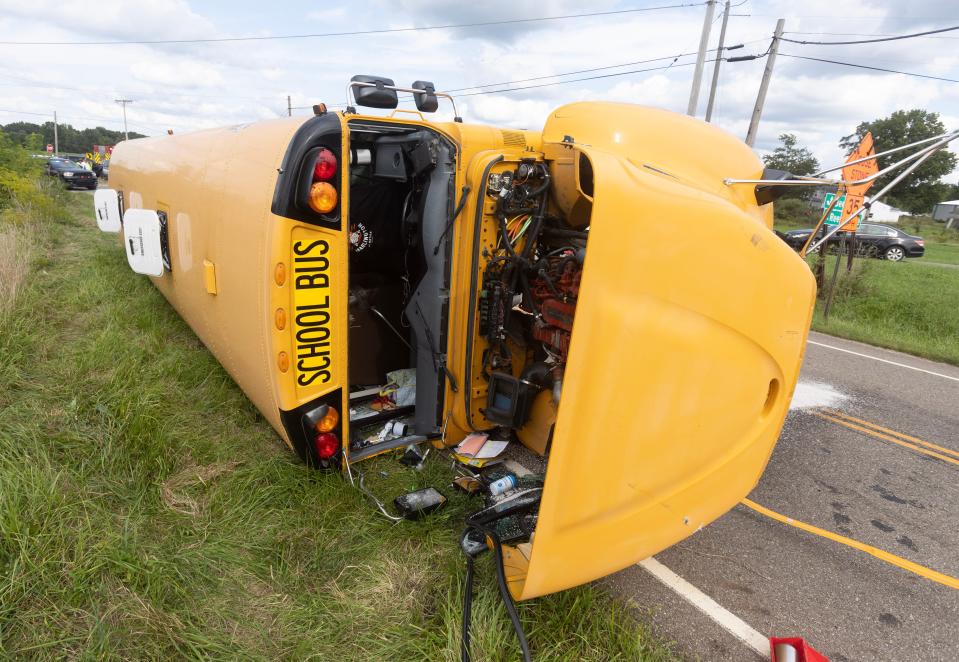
xmin=129 ymin=59 xmax=224 ymax=88
xmin=0 ymin=0 xmax=954 ymax=182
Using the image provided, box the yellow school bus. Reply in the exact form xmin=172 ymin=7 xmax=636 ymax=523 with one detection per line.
xmin=94 ymin=77 xmax=815 ymax=603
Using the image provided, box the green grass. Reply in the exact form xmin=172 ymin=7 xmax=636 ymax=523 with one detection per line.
xmin=923 ymin=242 xmax=959 ymax=266
xmin=811 ymin=256 xmax=959 ymax=365
xmin=0 ymin=192 xmax=675 ymax=660
xmin=770 ymin=199 xmax=959 ymax=364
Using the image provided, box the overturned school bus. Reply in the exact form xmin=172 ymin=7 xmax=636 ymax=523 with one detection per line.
xmin=94 ymin=77 xmax=815 ymax=602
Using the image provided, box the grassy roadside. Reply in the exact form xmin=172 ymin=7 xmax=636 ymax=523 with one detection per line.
xmin=0 ymin=190 xmax=675 ymax=660
xmin=772 ymin=200 xmax=959 ymax=366
xmin=922 ymin=242 xmax=959 ymax=266
xmin=810 ymin=257 xmax=959 ymax=366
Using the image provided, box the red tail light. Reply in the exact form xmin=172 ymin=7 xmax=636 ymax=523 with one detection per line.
xmin=314 ymin=432 xmax=340 ymax=459
xmin=313 ymin=148 xmax=337 ymax=181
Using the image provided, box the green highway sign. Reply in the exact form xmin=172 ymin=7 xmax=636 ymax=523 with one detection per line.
xmin=822 ymin=192 xmax=846 ymax=225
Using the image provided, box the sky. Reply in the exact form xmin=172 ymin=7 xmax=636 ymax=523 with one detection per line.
xmin=0 ymin=0 xmax=956 ymax=179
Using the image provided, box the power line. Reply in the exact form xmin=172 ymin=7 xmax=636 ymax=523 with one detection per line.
xmin=0 ymin=67 xmax=288 ymax=103
xmin=294 ymin=53 xmax=692 ymax=108
xmin=784 ymin=30 xmax=959 ymax=41
xmin=779 ymin=53 xmax=959 ymax=84
xmin=289 ymin=43 xmax=766 ymax=110
xmin=0 ymin=107 xmax=170 ymax=133
xmin=0 ymin=3 xmax=704 ymax=46
xmin=455 ymin=60 xmax=709 ymax=97
xmin=779 ymin=24 xmax=959 ymax=45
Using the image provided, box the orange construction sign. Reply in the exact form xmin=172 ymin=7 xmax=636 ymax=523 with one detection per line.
xmin=838 ymin=132 xmax=879 ymax=232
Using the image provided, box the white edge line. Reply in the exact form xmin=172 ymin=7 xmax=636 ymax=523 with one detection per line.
xmin=638 ymin=557 xmax=768 ymax=656
xmin=808 ymin=340 xmax=959 ymax=383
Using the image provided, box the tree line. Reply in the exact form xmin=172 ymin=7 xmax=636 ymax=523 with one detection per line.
xmin=763 ymin=109 xmax=958 ymax=215
xmin=0 ymin=121 xmax=147 ymax=155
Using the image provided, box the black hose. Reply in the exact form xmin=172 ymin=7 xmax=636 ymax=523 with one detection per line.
xmin=487 ymin=527 xmax=532 ymax=662
xmin=460 ymin=523 xmax=532 ymax=662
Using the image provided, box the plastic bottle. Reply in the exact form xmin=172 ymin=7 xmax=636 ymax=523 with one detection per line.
xmin=488 ymin=474 xmax=517 ymax=496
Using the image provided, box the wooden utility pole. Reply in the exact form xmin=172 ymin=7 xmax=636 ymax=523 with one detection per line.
xmin=115 ymin=99 xmax=133 ymax=141
xmin=53 ymin=110 xmax=59 ymax=155
xmin=704 ymin=0 xmax=731 ymax=123
xmin=687 ymin=0 xmax=717 ymax=117
xmin=287 ymin=95 xmax=292 ymax=117
xmin=745 ymin=18 xmax=785 ymax=147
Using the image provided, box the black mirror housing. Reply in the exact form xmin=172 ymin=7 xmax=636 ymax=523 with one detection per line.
xmin=412 ymin=80 xmax=439 ymax=113
xmin=754 ymin=168 xmax=795 ymax=206
xmin=351 ymin=75 xmax=399 ymax=109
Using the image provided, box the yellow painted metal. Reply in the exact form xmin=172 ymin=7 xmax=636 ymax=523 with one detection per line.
xmin=109 ymin=117 xmax=351 ymax=451
xmin=507 ymin=103 xmax=815 ymax=599
xmin=106 ymin=101 xmax=814 ymax=601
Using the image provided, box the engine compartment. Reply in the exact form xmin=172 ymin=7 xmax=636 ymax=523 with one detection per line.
xmin=472 ymin=157 xmax=590 ymax=455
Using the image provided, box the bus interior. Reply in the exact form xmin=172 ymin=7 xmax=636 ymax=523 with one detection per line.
xmin=344 ymin=118 xmax=593 ymax=484
xmin=345 ymin=120 xmax=457 ymax=461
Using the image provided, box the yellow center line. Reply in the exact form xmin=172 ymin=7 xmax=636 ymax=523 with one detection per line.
xmin=814 ymin=412 xmax=959 ymax=467
xmin=822 ymin=408 xmax=959 ymax=459
xmin=740 ymin=498 xmax=959 ymax=591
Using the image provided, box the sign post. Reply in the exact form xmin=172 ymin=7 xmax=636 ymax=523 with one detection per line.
xmin=823 ymin=132 xmax=879 ymax=321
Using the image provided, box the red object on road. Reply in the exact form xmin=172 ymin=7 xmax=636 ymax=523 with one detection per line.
xmin=770 ymin=637 xmax=829 ymax=662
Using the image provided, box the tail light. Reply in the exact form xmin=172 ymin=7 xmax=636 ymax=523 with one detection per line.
xmin=312 ymin=148 xmax=337 ymax=181
xmin=305 ymin=404 xmax=342 ymax=459
xmin=281 ymin=388 xmax=345 ymax=470
xmin=314 ymin=432 xmax=340 ymax=459
xmin=306 ymin=147 xmax=339 ymax=214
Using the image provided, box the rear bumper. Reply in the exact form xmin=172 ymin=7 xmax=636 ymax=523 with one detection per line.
xmin=906 ymin=245 xmax=924 ymax=257
xmin=62 ymin=176 xmax=97 ymax=187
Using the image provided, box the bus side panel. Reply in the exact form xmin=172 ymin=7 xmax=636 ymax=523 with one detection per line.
xmin=110 ymin=122 xmax=304 ymax=441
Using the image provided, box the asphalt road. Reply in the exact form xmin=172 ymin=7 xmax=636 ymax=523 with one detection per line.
xmin=606 ymin=331 xmax=959 ymax=661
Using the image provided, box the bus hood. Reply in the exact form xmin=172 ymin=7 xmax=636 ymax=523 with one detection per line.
xmin=511 ymin=144 xmax=816 ymax=600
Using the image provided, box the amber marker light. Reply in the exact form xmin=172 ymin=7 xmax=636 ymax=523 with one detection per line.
xmin=308 ymin=182 xmax=338 ymax=214
xmin=314 ymin=406 xmax=339 ymax=433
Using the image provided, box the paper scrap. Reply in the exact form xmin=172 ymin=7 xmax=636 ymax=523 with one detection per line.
xmin=455 ymin=432 xmax=488 ymax=457
xmin=474 ymin=439 xmax=509 ymax=459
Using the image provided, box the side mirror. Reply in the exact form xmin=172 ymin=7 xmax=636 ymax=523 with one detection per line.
xmin=350 ymin=75 xmax=398 ymax=109
xmin=754 ymin=168 xmax=794 ymax=206
xmin=411 ymin=80 xmax=438 ymax=113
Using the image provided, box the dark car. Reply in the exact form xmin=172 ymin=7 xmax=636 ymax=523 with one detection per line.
xmin=781 ymin=223 xmax=924 ymax=262
xmin=44 ymin=157 xmax=98 ymax=190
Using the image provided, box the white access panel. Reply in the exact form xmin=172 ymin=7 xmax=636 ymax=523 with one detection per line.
xmin=122 ymin=209 xmax=165 ymax=277
xmin=93 ymin=188 xmax=122 ymax=233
